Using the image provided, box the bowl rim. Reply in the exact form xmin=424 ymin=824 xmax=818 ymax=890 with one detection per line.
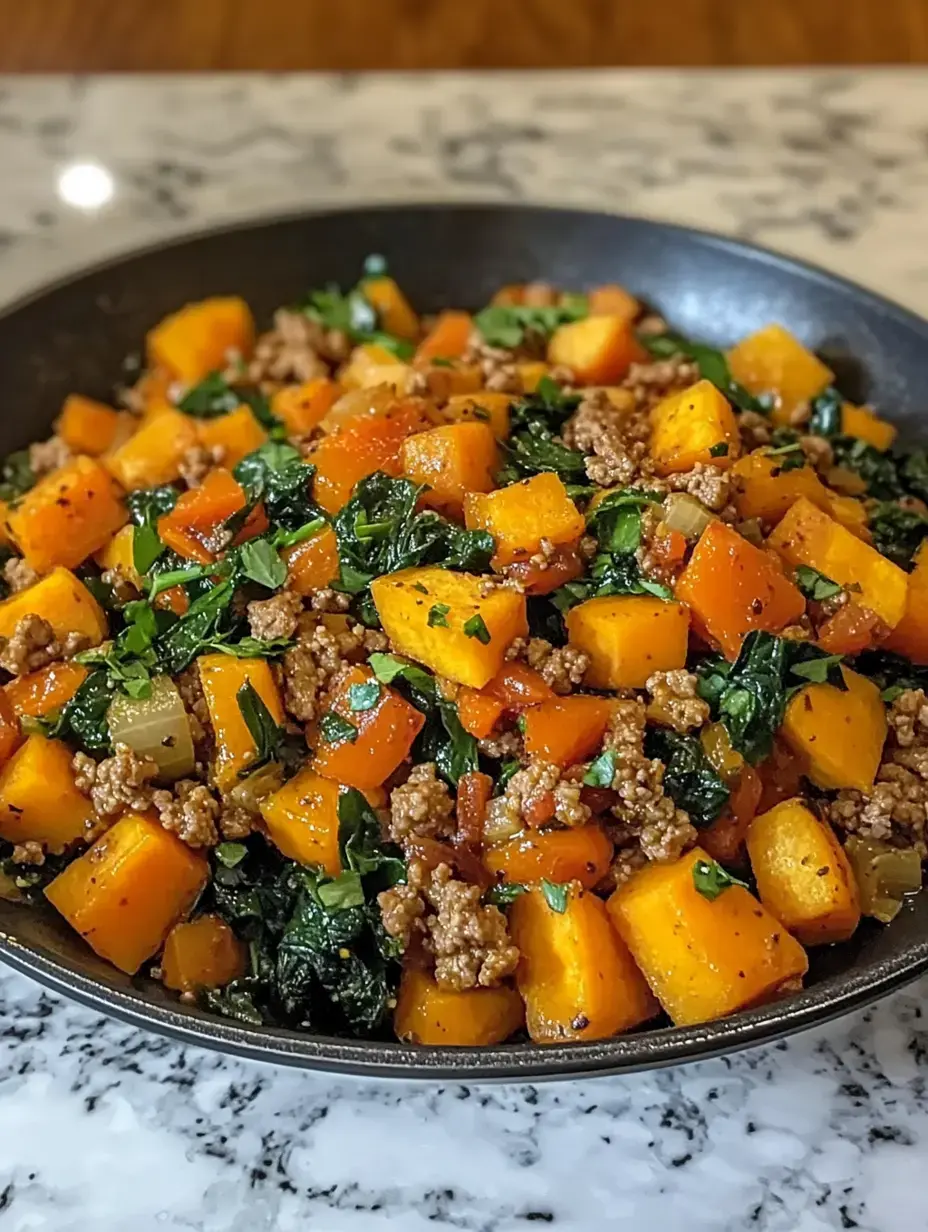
xmin=1 ymin=200 xmax=927 ymax=1080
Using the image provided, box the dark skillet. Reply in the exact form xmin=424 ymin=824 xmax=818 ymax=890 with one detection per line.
xmin=0 ymin=205 xmax=925 ymax=1080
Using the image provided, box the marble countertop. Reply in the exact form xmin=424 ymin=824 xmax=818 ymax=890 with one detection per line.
xmin=0 ymin=70 xmax=927 ymax=1232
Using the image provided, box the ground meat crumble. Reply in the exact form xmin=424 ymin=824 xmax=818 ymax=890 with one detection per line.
xmin=28 ymin=435 xmax=71 ymax=477
xmin=247 ymin=589 xmax=304 ymax=642
xmin=178 ymin=443 xmax=225 ymax=489
xmin=378 ymin=858 xmax=519 ymax=991
xmin=645 ymin=669 xmax=710 ymax=733
xmin=245 ymin=308 xmax=349 ymax=386
xmin=387 ymin=762 xmax=454 ymax=845
xmin=507 ymin=635 xmax=589 ymax=695
xmin=282 ymin=614 xmax=388 ymax=723
xmin=1 ymin=557 xmax=39 ymax=594
xmin=484 ymin=760 xmax=591 ymax=833
xmin=0 ymin=614 xmax=90 ymax=677
xmin=562 ymin=387 xmax=654 ymax=489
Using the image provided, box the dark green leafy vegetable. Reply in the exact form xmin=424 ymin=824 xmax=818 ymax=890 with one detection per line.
xmin=348 ymin=680 xmax=381 ymax=712
xmin=75 ymin=599 xmax=170 ymax=701
xmin=639 ymin=331 xmax=766 ymax=413
xmin=496 ymin=380 xmax=587 ymax=485
xmin=40 ymin=669 xmax=114 ymax=756
xmin=463 ymin=614 xmax=491 ymax=644
xmin=794 ymin=564 xmax=842 ymax=601
xmin=540 ymin=879 xmax=569 ymax=913
xmin=233 ymin=441 xmax=321 ymax=531
xmin=868 ymin=501 xmax=928 ymax=570
xmin=319 ymin=710 xmax=359 ymax=745
xmin=298 ymin=263 xmax=414 ymax=360
xmin=696 ymin=630 xmax=846 ymax=765
xmin=830 ymin=436 xmax=902 ymax=500
xmin=236 ymin=538 xmax=288 ymax=590
xmin=0 ymin=450 xmax=35 ymax=503
xmin=155 ymin=579 xmax=238 ymax=675
xmin=474 ymin=297 xmax=587 ymax=350
xmin=852 ymin=648 xmax=928 ymax=702
xmin=427 ymin=603 xmax=450 ymax=629
xmin=236 ymin=680 xmax=288 ymax=771
xmin=692 ymin=857 xmax=750 ymax=900
xmin=806 ymin=387 xmax=844 ymax=437
xmin=484 ymin=883 xmax=528 ymax=907
xmin=179 ymin=372 xmax=278 ymax=430
xmin=126 ymin=485 xmax=179 ymax=575
xmin=644 ymin=729 xmax=729 ymax=828
xmin=583 ymin=749 xmax=616 ymax=787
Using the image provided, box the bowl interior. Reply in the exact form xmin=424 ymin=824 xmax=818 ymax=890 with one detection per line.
xmin=1 ymin=204 xmax=926 ymax=1079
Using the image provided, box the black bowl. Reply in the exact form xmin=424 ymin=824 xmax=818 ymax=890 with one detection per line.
xmin=1 ymin=204 xmax=926 ymax=1080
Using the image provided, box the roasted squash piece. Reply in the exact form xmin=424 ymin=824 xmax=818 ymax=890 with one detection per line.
xmin=607 ymin=847 xmax=809 ymax=1026
xmin=884 ymin=542 xmax=928 ymax=663
xmin=674 ymin=521 xmax=805 ymax=659
xmin=94 ymin=523 xmax=141 ymax=589
xmin=394 ymin=966 xmax=524 ymax=1046
xmin=46 ymin=812 xmax=208 ymax=974
xmin=158 ymin=468 xmax=265 ymax=564
xmin=415 ymin=311 xmax=473 ymax=364
xmin=588 ymin=283 xmax=639 ymax=321
xmin=565 ymin=595 xmax=690 ymax=689
xmin=649 ymin=379 xmax=741 ymax=475
xmin=484 ymin=826 xmax=613 ymax=889
xmin=282 ymin=524 xmax=341 ymax=596
xmin=362 ymin=276 xmax=419 ymax=340
xmin=162 ymin=914 xmax=246 ymax=993
xmin=401 ymin=422 xmax=498 ymax=516
xmin=747 ymin=798 xmax=860 ymax=945
xmin=510 ymin=885 xmax=659 ymax=1043
xmin=197 ymin=655 xmax=285 ymax=792
xmin=371 ymin=566 xmax=528 ymax=689
xmin=780 ymin=666 xmax=886 ymax=793
xmin=727 ymin=324 xmax=833 ymax=424
xmin=0 ymin=691 xmax=22 ymax=768
xmin=457 ymin=689 xmax=505 ymax=739
xmin=313 ymin=666 xmax=425 ymax=792
xmin=730 ymin=452 xmax=831 ymax=525
xmin=4 ymin=661 xmax=88 ymax=719
xmin=444 ymin=391 xmax=512 ymax=440
xmin=56 ymin=394 xmax=124 ymax=456
xmin=147 ymin=296 xmax=255 ymax=384
xmin=464 ymin=473 xmax=585 ymax=568
xmin=547 ymin=315 xmax=644 ymax=385
xmin=8 ymin=456 xmax=126 ymax=573
xmin=0 ymin=735 xmax=93 ymax=851
xmin=271 ymin=378 xmax=340 ymax=437
xmin=311 ymin=402 xmax=431 ymax=514
xmin=767 ymin=496 xmax=908 ymax=631
xmin=260 ymin=765 xmax=342 ymax=875
xmin=521 ymin=696 xmax=614 ymax=767
xmin=105 ymin=407 xmax=200 ymax=491
xmin=196 ymin=405 xmax=267 ymax=468
xmin=0 ymin=567 xmax=108 ymax=646
xmin=841 ymin=403 xmax=896 ymax=451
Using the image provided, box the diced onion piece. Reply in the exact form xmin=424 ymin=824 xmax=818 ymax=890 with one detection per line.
xmin=825 ymin=466 xmax=868 ymax=497
xmin=226 ymin=761 xmax=284 ymax=814
xmin=482 ymin=804 xmax=524 ymax=847
xmin=736 ymin=517 xmax=764 ymax=547
xmin=844 ymin=836 xmax=922 ymax=923
xmin=107 ymin=676 xmax=196 ymax=782
xmin=320 ymin=385 xmax=395 ymax=433
xmin=663 ymin=492 xmax=714 ymax=541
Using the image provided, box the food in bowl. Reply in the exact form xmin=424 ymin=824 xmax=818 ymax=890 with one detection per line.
xmin=0 ymin=258 xmax=924 ymax=1048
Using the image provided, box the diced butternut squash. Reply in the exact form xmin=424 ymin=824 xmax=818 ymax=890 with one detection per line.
xmin=362 ymin=276 xmax=419 ymax=340
xmin=444 ymin=391 xmax=512 ymax=440
xmin=484 ymin=826 xmax=613 ymax=889
xmin=311 ymin=402 xmax=431 ymax=514
xmin=0 ymin=691 xmax=22 ymax=767
xmin=394 ymin=965 xmax=524 ymax=1046
xmin=0 ymin=567 xmax=108 ymax=647
xmin=700 ymin=764 xmax=762 ymax=866
xmin=271 ymin=379 xmax=340 ymax=437
xmin=649 ymin=379 xmax=741 ymax=475
xmin=517 ymin=361 xmax=551 ymax=393
xmin=464 ymin=473 xmax=585 ymax=568
xmin=731 ymin=452 xmax=831 ymax=525
xmin=825 ymin=492 xmax=872 ymax=542
xmin=457 ymin=689 xmax=506 ymax=739
xmin=5 ymin=661 xmax=88 ymax=719
xmin=157 ymin=468 xmax=265 ymax=564
xmin=522 ymin=696 xmax=614 ymax=767
xmin=197 ymin=655 xmax=285 ymax=792
xmin=413 ymin=363 xmax=483 ymax=404
xmin=282 ymin=524 xmax=340 ymax=596
xmin=401 ymin=422 xmax=498 ymax=517
xmin=45 ymin=812 xmax=208 ymax=974
xmin=147 ymin=296 xmax=255 ymax=385
xmin=816 ymin=599 xmax=884 ymax=657
xmin=483 ymin=662 xmax=554 ymax=708
xmin=161 ymin=914 xmax=246 ymax=993
xmin=371 ymin=566 xmax=528 ymax=689
xmin=56 ymin=394 xmax=123 ymax=456
xmin=105 ymin=407 xmax=200 ymax=490
xmin=767 ymin=496 xmax=908 ymax=631
xmin=415 ymin=311 xmax=473 ymax=364
xmin=781 ymin=666 xmax=886 ymax=793
xmin=547 ymin=315 xmax=643 ymax=385
xmin=196 ymin=406 xmax=267 ymax=468
xmin=747 ymin=798 xmax=860 ymax=945
xmin=565 ymin=595 xmax=689 ymax=689
xmin=313 ymin=666 xmax=424 ymax=791
xmin=340 ymin=342 xmax=403 ymax=389
xmin=841 ymin=403 xmax=896 ymax=452
xmin=510 ymin=885 xmax=659 ymax=1043
xmin=607 ymin=847 xmax=809 ymax=1026
xmin=94 ymin=523 xmax=142 ymax=588
xmin=588 ymin=283 xmax=639 ymax=322
xmin=8 ymin=456 xmax=126 ymax=573
xmin=675 ymin=521 xmax=805 ymax=659
xmin=260 ymin=764 xmax=342 ymax=875
xmin=727 ymin=324 xmax=833 ymax=424
xmin=350 ymin=363 xmax=412 ymax=395
xmin=884 ymin=542 xmax=928 ymax=663
xmin=0 ymin=735 xmax=93 ymax=851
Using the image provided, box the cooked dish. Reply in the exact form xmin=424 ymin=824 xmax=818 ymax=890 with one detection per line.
xmin=0 ymin=258 xmax=924 ymax=1048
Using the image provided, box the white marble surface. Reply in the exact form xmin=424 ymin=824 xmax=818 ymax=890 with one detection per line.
xmin=1 ymin=70 xmax=928 ymax=1231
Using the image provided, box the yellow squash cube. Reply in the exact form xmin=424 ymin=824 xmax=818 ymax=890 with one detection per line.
xmin=841 ymin=403 xmax=896 ymax=452
xmin=464 ymin=473 xmax=585 ymax=567
xmin=105 ymin=408 xmax=200 ymax=491
xmin=781 ymin=667 xmax=886 ymax=793
xmin=147 ymin=296 xmax=255 ymax=385
xmin=371 ymin=566 xmax=528 ymax=689
xmin=730 ymin=452 xmax=830 ymax=526
xmin=260 ymin=765 xmax=342 ymax=876
xmin=649 ymin=379 xmax=741 ymax=476
xmin=747 ymin=798 xmax=861 ymax=945
xmin=401 ymin=422 xmax=498 ymax=516
xmin=0 ymin=735 xmax=93 ymax=852
xmin=727 ymin=324 xmax=833 ymax=424
xmin=565 ymin=595 xmax=690 ymax=689
xmin=547 ymin=315 xmax=640 ymax=385
xmin=444 ymin=392 xmax=512 ymax=440
xmin=197 ymin=655 xmax=285 ymax=792
xmin=0 ymin=566 xmax=108 ymax=646
xmin=767 ymin=496 xmax=907 ymax=630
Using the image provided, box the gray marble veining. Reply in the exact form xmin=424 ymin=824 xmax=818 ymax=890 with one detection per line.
xmin=0 ymin=70 xmax=927 ymax=1232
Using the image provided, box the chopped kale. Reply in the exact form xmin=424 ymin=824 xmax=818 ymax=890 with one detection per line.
xmin=868 ymin=501 xmax=928 ymax=570
xmin=806 ymin=387 xmax=844 ymax=437
xmin=126 ymin=484 xmax=179 ymax=575
xmin=179 ymin=372 xmax=278 ymax=430
xmin=0 ymin=450 xmax=35 ymax=503
xmin=40 ymin=668 xmax=114 ymax=756
xmin=236 ymin=680 xmax=289 ymax=771
xmin=233 ymin=441 xmax=321 ymax=531
xmin=298 ymin=262 xmax=414 ymax=360
xmin=692 ymin=857 xmax=750 ymax=900
xmin=540 ymin=879 xmax=569 ymax=913
xmin=794 ymin=564 xmax=842 ymax=601
xmin=830 ymin=436 xmax=903 ymax=500
xmin=852 ymin=648 xmax=928 ymax=702
xmin=645 ymin=728 xmax=730 ymax=828
xmin=319 ymin=710 xmax=359 ymax=745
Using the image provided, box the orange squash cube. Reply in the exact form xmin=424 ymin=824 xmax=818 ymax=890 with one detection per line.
xmin=841 ymin=403 xmax=896 ymax=452
xmin=731 ymin=452 xmax=831 ymax=525
xmin=464 ymin=473 xmax=584 ymax=568
xmin=8 ymin=456 xmax=127 ymax=572
xmin=781 ymin=667 xmax=886 ymax=794
xmin=565 ymin=595 xmax=690 ymax=689
xmin=147 ymin=296 xmax=255 ymax=385
xmin=727 ymin=324 xmax=833 ymax=424
xmin=484 ymin=825 xmax=613 ymax=889
xmin=260 ymin=765 xmax=343 ymax=874
xmin=884 ymin=542 xmax=928 ymax=663
xmin=394 ymin=966 xmax=524 ymax=1046
xmin=313 ymin=666 xmax=424 ymax=792
xmin=0 ymin=567 xmax=108 ymax=647
xmin=362 ymin=276 xmax=419 ymax=340
xmin=5 ymin=661 xmax=88 ymax=719
xmin=282 ymin=524 xmax=341 ymax=596
xmin=56 ymin=394 xmax=123 ymax=456
xmin=157 ymin=468 xmax=264 ymax=564
xmin=415 ymin=311 xmax=473 ymax=364
xmin=46 ymin=812 xmax=208 ymax=974
xmin=197 ymin=655 xmax=285 ymax=792
xmin=162 ymin=914 xmax=246 ymax=993
xmin=521 ymin=696 xmax=614 ymax=767
xmin=0 ymin=735 xmax=94 ymax=852
xmin=401 ymin=422 xmax=498 ymax=516
xmin=311 ymin=403 xmax=431 ymax=514
xmin=649 ymin=380 xmax=741 ymax=475
xmin=196 ymin=406 xmax=267 ymax=468
xmin=547 ymin=315 xmax=644 ymax=384
xmin=271 ymin=379 xmax=340 ymax=437
xmin=444 ymin=391 xmax=512 ymax=440
xmin=105 ymin=407 xmax=200 ymax=491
